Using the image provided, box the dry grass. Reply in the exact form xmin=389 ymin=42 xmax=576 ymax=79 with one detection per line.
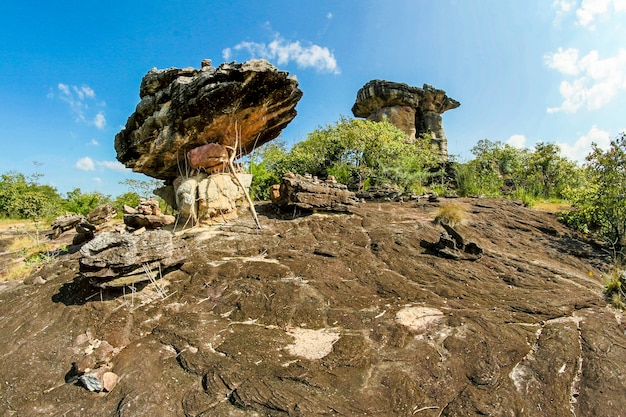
xmin=8 ymin=235 xmax=36 ymax=253
xmin=532 ymin=200 xmax=572 ymax=213
xmin=0 ymin=218 xmax=38 ymax=232
xmin=1 ymin=232 xmax=56 ymax=282
xmin=434 ymin=204 xmax=467 ymax=227
xmin=1 ymin=262 xmax=35 ymax=282
xmin=604 ymin=263 xmax=626 ymax=310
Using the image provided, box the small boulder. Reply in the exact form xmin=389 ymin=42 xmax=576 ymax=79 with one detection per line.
xmin=270 ymin=173 xmax=359 ymax=213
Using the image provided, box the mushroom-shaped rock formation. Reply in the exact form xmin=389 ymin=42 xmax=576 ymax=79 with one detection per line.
xmin=115 ymin=59 xmax=303 ymax=181
xmin=352 ymin=80 xmax=460 ymax=159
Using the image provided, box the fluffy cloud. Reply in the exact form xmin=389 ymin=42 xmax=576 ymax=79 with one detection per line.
xmin=223 ymin=33 xmax=340 ymax=74
xmin=54 ymin=83 xmax=106 ymax=130
xmin=576 ymin=0 xmax=626 ymax=29
xmin=557 ymin=125 xmax=611 ymax=162
xmin=97 ymin=160 xmax=129 ymax=173
xmin=545 ymin=48 xmax=626 ymax=113
xmin=554 ymin=0 xmax=626 ymax=29
xmin=506 ymin=134 xmax=527 ymax=149
xmin=76 ymin=156 xmax=95 ymax=171
xmin=93 ymin=112 xmax=106 ymax=129
xmin=76 ymin=157 xmax=129 ymax=173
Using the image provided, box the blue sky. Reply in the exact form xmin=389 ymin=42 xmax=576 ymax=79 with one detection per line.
xmin=1 ymin=0 xmax=625 ymax=197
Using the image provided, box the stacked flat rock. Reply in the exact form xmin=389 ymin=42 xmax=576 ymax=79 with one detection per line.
xmin=79 ymin=230 xmax=188 ymax=288
xmin=270 ymin=173 xmax=359 ymax=212
xmin=123 ymin=198 xmax=175 ymax=229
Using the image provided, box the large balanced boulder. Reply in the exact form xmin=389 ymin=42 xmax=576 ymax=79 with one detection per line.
xmin=114 ymin=59 xmax=303 ymax=181
xmin=352 ymin=80 xmax=460 ymax=159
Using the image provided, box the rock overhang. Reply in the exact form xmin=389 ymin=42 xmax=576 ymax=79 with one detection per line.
xmin=115 ymin=59 xmax=303 ymax=181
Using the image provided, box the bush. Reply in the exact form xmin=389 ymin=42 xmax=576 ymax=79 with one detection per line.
xmin=250 ymin=117 xmax=443 ymax=196
xmin=64 ymin=188 xmax=110 ymax=215
xmin=559 ymin=133 xmax=626 ymax=258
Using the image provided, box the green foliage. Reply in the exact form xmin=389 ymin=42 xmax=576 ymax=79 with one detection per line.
xmin=247 ymin=142 xmax=288 ymax=200
xmin=560 ymin=134 xmax=626 ymax=257
xmin=252 ymin=117 xmax=443 ymax=195
xmin=64 ymin=188 xmax=110 ymax=215
xmin=113 ymin=192 xmax=141 ymax=216
xmin=519 ymin=142 xmax=583 ymax=199
xmin=456 ymin=139 xmax=583 ymax=202
xmin=0 ymin=171 xmax=63 ymax=221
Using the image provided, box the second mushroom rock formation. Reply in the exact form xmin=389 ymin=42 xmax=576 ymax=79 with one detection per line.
xmin=352 ymin=80 xmax=460 ymax=159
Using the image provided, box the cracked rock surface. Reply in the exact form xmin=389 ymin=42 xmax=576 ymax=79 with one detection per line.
xmin=1 ymin=199 xmax=625 ymax=416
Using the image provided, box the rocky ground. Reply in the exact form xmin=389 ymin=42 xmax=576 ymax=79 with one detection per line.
xmin=1 ymin=198 xmax=625 ymax=417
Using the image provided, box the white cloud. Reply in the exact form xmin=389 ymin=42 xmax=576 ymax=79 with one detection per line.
xmin=558 ymin=125 xmax=611 ymax=162
xmin=545 ymin=48 xmax=626 ymax=113
xmin=97 ymin=160 xmax=129 ymax=173
xmin=544 ymin=47 xmax=580 ymax=75
xmin=93 ymin=112 xmax=106 ymax=130
xmin=507 ymin=134 xmax=527 ymax=149
xmin=58 ymin=83 xmax=70 ymax=96
xmin=576 ymin=0 xmax=612 ymax=29
xmin=87 ymin=139 xmax=99 ymax=146
xmin=222 ymin=47 xmax=232 ymax=61
xmin=553 ymin=0 xmax=576 ymax=24
xmin=327 ymin=12 xmax=333 ymax=19
xmin=76 ymin=156 xmax=95 ymax=171
xmin=552 ymin=0 xmax=625 ymax=29
xmin=93 ymin=177 xmax=102 ymax=185
xmin=53 ymin=83 xmax=106 ymax=129
xmin=223 ymin=33 xmax=340 ymax=74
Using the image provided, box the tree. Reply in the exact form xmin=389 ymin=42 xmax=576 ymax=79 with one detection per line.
xmin=457 ymin=139 xmax=583 ymax=201
xmin=247 ymin=141 xmax=288 ymax=200
xmin=521 ymin=142 xmax=582 ymax=199
xmin=113 ymin=192 xmax=141 ymax=214
xmin=0 ymin=171 xmax=63 ymax=220
xmin=119 ymin=178 xmax=164 ymax=199
xmin=64 ymin=188 xmax=110 ymax=215
xmin=263 ymin=116 xmax=442 ymax=193
xmin=560 ymin=133 xmax=626 ymax=258
xmin=456 ymin=140 xmax=527 ymax=197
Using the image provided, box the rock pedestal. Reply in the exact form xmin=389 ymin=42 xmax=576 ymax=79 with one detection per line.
xmin=172 ymin=172 xmax=253 ymax=225
xmin=352 ymin=80 xmax=460 ymax=159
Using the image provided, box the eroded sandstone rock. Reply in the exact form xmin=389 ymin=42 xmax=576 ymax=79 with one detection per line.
xmin=174 ymin=172 xmax=252 ymax=225
xmin=79 ymin=230 xmax=188 ymax=288
xmin=270 ymin=172 xmax=359 ymax=212
xmin=352 ymin=80 xmax=460 ymax=158
xmin=114 ymin=59 xmax=302 ymax=181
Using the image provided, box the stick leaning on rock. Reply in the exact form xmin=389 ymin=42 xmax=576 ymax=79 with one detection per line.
xmin=225 ymin=124 xmax=261 ymax=229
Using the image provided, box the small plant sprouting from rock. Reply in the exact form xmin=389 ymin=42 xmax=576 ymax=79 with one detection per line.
xmin=434 ymin=204 xmax=466 ymax=227
xmin=603 ymin=264 xmax=626 ymax=310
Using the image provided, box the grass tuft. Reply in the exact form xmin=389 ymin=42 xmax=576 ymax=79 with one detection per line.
xmin=434 ymin=204 xmax=466 ymax=228
xmin=603 ymin=264 xmax=626 ymax=310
